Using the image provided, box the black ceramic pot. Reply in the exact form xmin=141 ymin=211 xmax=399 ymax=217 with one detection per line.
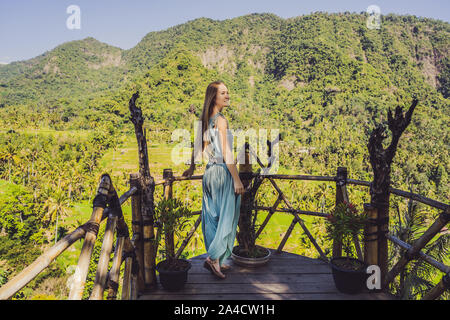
xmin=156 ymin=259 xmax=191 ymax=291
xmin=330 ymin=257 xmax=368 ymax=294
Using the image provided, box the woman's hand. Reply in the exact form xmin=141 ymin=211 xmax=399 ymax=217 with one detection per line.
xmin=182 ymin=165 xmax=195 ymax=177
xmin=234 ymin=178 xmax=245 ymax=195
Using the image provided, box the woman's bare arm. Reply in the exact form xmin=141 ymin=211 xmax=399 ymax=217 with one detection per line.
xmin=183 ymin=121 xmax=203 ymax=176
xmin=216 ymin=117 xmax=244 ymax=194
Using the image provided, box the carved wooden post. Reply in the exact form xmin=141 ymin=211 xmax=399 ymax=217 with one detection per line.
xmin=363 ymin=203 xmax=378 ymax=266
xmin=368 ymin=99 xmax=418 ymax=289
xmin=163 ymin=168 xmax=174 ymax=258
xmin=332 ymin=167 xmax=347 ymax=258
xmin=130 ymin=173 xmax=145 ymax=294
xmin=129 ymin=92 xmax=157 ymax=291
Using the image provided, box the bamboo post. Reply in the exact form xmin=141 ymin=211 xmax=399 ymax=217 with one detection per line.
xmin=106 ymin=236 xmax=125 ymax=300
xmin=163 ymin=169 xmax=174 ymax=258
xmin=90 ymin=186 xmax=124 ymax=300
xmin=377 ymin=201 xmax=389 ymax=289
xmin=90 ymin=184 xmax=123 ymax=300
xmin=422 ymin=273 xmax=450 ymax=300
xmin=142 ymin=211 xmax=156 ymax=290
xmin=130 ymin=173 xmax=145 ymax=294
xmin=121 ymin=254 xmax=133 ymax=300
xmin=89 ymin=213 xmax=118 ymax=300
xmin=130 ymin=272 xmax=138 ymax=300
xmin=294 ymin=217 xmax=328 ymax=261
xmin=107 ymin=195 xmax=135 ymax=299
xmin=363 ymin=203 xmax=378 ymax=266
xmin=332 ymin=167 xmax=347 ymax=258
xmin=68 ymin=174 xmax=112 ymax=300
xmin=152 ymin=220 xmax=161 ymax=266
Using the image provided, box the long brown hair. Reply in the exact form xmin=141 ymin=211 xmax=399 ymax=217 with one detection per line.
xmin=199 ymin=80 xmax=224 ymax=152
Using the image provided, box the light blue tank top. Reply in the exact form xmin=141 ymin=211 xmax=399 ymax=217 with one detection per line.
xmin=207 ymin=112 xmax=231 ymax=164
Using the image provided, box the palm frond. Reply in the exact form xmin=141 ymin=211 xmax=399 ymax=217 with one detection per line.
xmin=423 ymin=234 xmax=450 ymax=263
xmin=403 ymin=273 xmax=434 ymax=300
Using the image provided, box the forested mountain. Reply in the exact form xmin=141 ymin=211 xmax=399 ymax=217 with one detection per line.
xmin=0 ymin=12 xmax=448 ymax=299
xmin=1 ymin=11 xmax=447 ymax=191
xmin=0 ymin=37 xmax=127 ymax=105
xmin=0 ymin=12 xmax=448 ymax=131
xmin=1 ymin=13 xmax=448 ymax=106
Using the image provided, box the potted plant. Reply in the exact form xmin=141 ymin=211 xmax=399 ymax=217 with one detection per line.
xmin=154 ymin=197 xmax=192 ymax=291
xmin=325 ymin=200 xmax=368 ymax=294
xmin=232 ymin=164 xmax=271 ymax=267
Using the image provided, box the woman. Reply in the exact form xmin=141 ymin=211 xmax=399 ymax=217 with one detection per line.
xmin=183 ymin=81 xmax=245 ymax=279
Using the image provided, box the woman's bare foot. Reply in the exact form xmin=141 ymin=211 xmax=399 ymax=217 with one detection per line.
xmin=220 ymin=263 xmax=231 ymax=271
xmin=204 ymin=257 xmax=225 ymax=279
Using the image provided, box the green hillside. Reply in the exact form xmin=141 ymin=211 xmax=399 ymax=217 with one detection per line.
xmin=0 ymin=37 xmax=127 ymax=106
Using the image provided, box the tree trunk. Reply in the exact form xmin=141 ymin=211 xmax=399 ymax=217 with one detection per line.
xmin=55 ymin=213 xmax=59 ymax=245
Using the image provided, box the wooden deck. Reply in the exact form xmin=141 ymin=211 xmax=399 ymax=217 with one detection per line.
xmin=140 ymin=249 xmax=394 ymax=300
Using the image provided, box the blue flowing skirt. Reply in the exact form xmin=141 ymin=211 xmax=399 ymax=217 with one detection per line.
xmin=201 ymin=163 xmax=241 ymax=265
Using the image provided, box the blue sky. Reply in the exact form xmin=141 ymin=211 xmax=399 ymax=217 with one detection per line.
xmin=0 ymin=0 xmax=449 ymax=64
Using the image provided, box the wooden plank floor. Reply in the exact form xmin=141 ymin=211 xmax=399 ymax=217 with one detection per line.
xmin=140 ymin=249 xmax=393 ymax=300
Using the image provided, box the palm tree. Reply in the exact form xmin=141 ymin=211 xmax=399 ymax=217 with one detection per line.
xmin=390 ymin=185 xmax=450 ymax=300
xmin=0 ymin=142 xmax=19 ymax=181
xmin=43 ymin=188 xmax=71 ymax=244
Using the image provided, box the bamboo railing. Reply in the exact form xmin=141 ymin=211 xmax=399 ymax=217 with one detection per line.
xmin=383 ymin=208 xmax=450 ymax=299
xmin=1 ymin=145 xmax=448 ymax=300
xmin=0 ymin=174 xmax=137 ymax=300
